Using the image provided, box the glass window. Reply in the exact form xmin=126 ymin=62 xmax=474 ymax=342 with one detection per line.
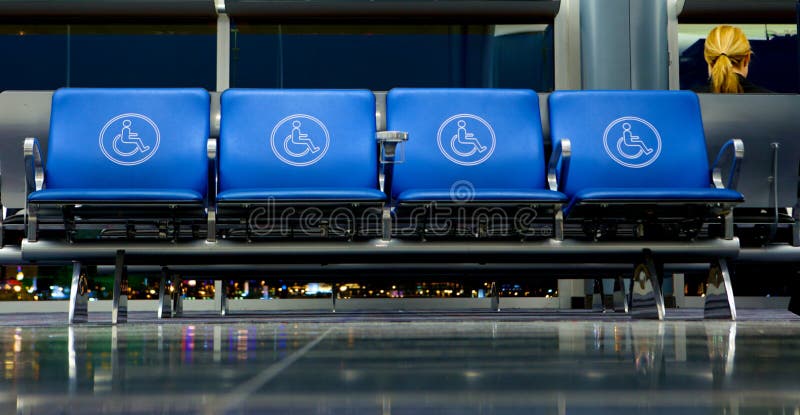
xmin=0 ymin=24 xmax=216 ymax=91
xmin=679 ymin=23 xmax=798 ymax=92
xmin=230 ymin=23 xmax=554 ymax=91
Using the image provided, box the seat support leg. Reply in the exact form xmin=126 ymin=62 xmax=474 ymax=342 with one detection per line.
xmin=792 ymin=204 xmax=800 ymax=247
xmin=27 ymin=204 xmax=38 ymax=242
xmin=214 ymin=280 xmax=228 ymax=316
xmin=554 ymin=208 xmax=564 ymax=241
xmin=630 ymin=250 xmax=666 ymax=320
xmin=704 ymin=258 xmax=737 ymax=320
xmin=112 ymin=250 xmax=128 ymax=324
xmin=490 ymin=281 xmax=500 ymax=312
xmin=171 ymin=275 xmax=183 ymax=318
xmin=68 ymin=261 xmax=88 ymax=324
xmin=381 ymin=207 xmax=392 ymax=241
xmin=615 ymin=275 xmax=629 ymax=313
xmin=724 ymin=210 xmax=734 ymax=240
xmin=157 ymin=267 xmax=171 ymax=319
xmin=332 ymin=283 xmax=338 ymax=313
xmin=207 ymin=209 xmax=216 ymax=243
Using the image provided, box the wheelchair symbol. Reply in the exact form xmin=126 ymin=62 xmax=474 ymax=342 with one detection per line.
xmin=616 ymin=122 xmax=653 ymax=160
xmin=112 ymin=119 xmax=151 ymax=157
xmin=602 ymin=116 xmax=661 ymax=169
xmin=437 ymin=114 xmax=496 ymax=166
xmin=450 ymin=120 xmax=488 ymax=157
xmin=98 ymin=113 xmax=160 ymax=166
xmin=283 ymin=120 xmax=321 ymax=158
xmin=270 ymin=114 xmax=330 ymax=167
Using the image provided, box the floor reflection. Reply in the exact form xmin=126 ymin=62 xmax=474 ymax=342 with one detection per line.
xmin=0 ymin=318 xmax=799 ymax=414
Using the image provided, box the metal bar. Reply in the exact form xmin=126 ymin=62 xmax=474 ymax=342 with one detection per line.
xmin=0 ymin=1 xmax=216 ymax=21
xmin=214 ymin=280 xmax=228 ymax=316
xmin=490 ymin=281 xmax=500 ymax=312
xmin=738 ymin=245 xmax=800 ymax=262
xmin=226 ymin=1 xmax=561 ymax=24
xmin=0 ymin=247 xmax=23 ymax=265
xmin=112 ymin=250 xmax=127 ymax=324
xmin=630 ymin=251 xmax=666 ymax=320
xmin=171 ymin=275 xmax=183 ymax=317
xmin=216 ymin=14 xmax=230 ymax=92
xmin=68 ymin=262 xmax=88 ymax=324
xmin=679 ymin=1 xmax=796 ymax=23
xmin=21 ymin=238 xmax=741 ymax=264
xmin=157 ymin=267 xmax=171 ymax=319
xmin=615 ymin=275 xmax=629 ymax=313
xmin=704 ymin=258 xmax=737 ymax=320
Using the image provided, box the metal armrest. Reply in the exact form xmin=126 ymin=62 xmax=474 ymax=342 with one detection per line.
xmin=24 ymin=137 xmax=44 ymax=196
xmin=207 ymin=137 xmax=218 ymax=242
xmin=376 ymin=131 xmax=409 ymax=163
xmin=547 ymin=138 xmax=571 ymax=192
xmin=711 ymin=138 xmax=744 ymax=190
xmin=376 ymin=131 xmax=409 ymax=199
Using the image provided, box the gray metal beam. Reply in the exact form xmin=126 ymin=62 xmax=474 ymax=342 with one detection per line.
xmin=0 ymin=247 xmax=23 ymax=265
xmin=738 ymin=245 xmax=800 ymax=262
xmin=22 ymin=238 xmax=740 ymax=265
xmin=225 ymin=1 xmax=561 ymax=24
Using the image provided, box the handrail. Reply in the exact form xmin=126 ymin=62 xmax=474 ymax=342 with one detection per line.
xmin=23 ymin=137 xmax=44 ymax=197
xmin=547 ymin=138 xmax=571 ymax=192
xmin=711 ymin=138 xmax=744 ymax=191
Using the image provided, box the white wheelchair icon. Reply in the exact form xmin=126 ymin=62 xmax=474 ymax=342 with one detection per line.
xmin=450 ymin=120 xmax=488 ymax=157
xmin=616 ymin=122 xmax=653 ymax=159
xmin=112 ymin=119 xmax=150 ymax=157
xmin=283 ymin=120 xmax=320 ymax=158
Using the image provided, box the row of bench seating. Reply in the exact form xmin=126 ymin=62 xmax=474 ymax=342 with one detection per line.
xmin=23 ymin=88 xmax=743 ymax=244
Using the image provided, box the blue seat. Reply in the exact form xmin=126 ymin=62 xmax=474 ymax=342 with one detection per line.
xmin=216 ymin=89 xmax=385 ymax=240
xmin=548 ymin=90 xmax=744 ymax=235
xmin=218 ymin=89 xmax=384 ymax=203
xmin=26 ymin=88 xmax=210 ymax=241
xmin=387 ymin=88 xmax=566 ymax=204
xmin=386 ymin=88 xmax=567 ymax=238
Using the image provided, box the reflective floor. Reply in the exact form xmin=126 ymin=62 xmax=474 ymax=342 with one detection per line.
xmin=2 ymin=311 xmax=800 ymax=414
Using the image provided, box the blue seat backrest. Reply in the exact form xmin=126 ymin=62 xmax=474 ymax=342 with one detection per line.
xmin=387 ymin=88 xmax=546 ymax=199
xmin=548 ymin=90 xmax=711 ymax=198
xmin=46 ymin=88 xmax=210 ymax=193
xmin=219 ymin=89 xmax=378 ymax=191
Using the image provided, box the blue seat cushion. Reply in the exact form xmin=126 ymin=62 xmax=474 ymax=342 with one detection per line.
xmin=217 ymin=188 xmax=387 ymax=202
xmin=397 ymin=188 xmax=567 ymax=203
xmin=566 ymin=187 xmax=744 ymax=214
xmin=28 ymin=189 xmax=203 ymax=203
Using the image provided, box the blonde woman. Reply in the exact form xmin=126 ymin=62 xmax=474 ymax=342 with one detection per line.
xmin=698 ymin=25 xmax=771 ymax=93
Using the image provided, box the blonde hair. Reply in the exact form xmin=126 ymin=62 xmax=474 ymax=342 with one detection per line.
xmin=703 ymin=25 xmax=751 ymax=93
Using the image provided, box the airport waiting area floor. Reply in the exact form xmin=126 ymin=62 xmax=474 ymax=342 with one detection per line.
xmin=1 ymin=310 xmax=800 ymax=414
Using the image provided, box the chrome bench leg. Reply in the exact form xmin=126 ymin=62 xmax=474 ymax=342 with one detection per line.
xmin=68 ymin=261 xmax=88 ymax=324
xmin=27 ymin=204 xmax=38 ymax=242
xmin=171 ymin=275 xmax=183 ymax=318
xmin=630 ymin=250 xmax=666 ymax=320
xmin=215 ymin=280 xmax=228 ymax=316
xmin=112 ymin=250 xmax=128 ymax=324
xmin=615 ymin=275 xmax=630 ymax=313
xmin=704 ymin=258 xmax=737 ymax=320
xmin=157 ymin=267 xmax=172 ymax=319
xmin=490 ymin=281 xmax=500 ymax=312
